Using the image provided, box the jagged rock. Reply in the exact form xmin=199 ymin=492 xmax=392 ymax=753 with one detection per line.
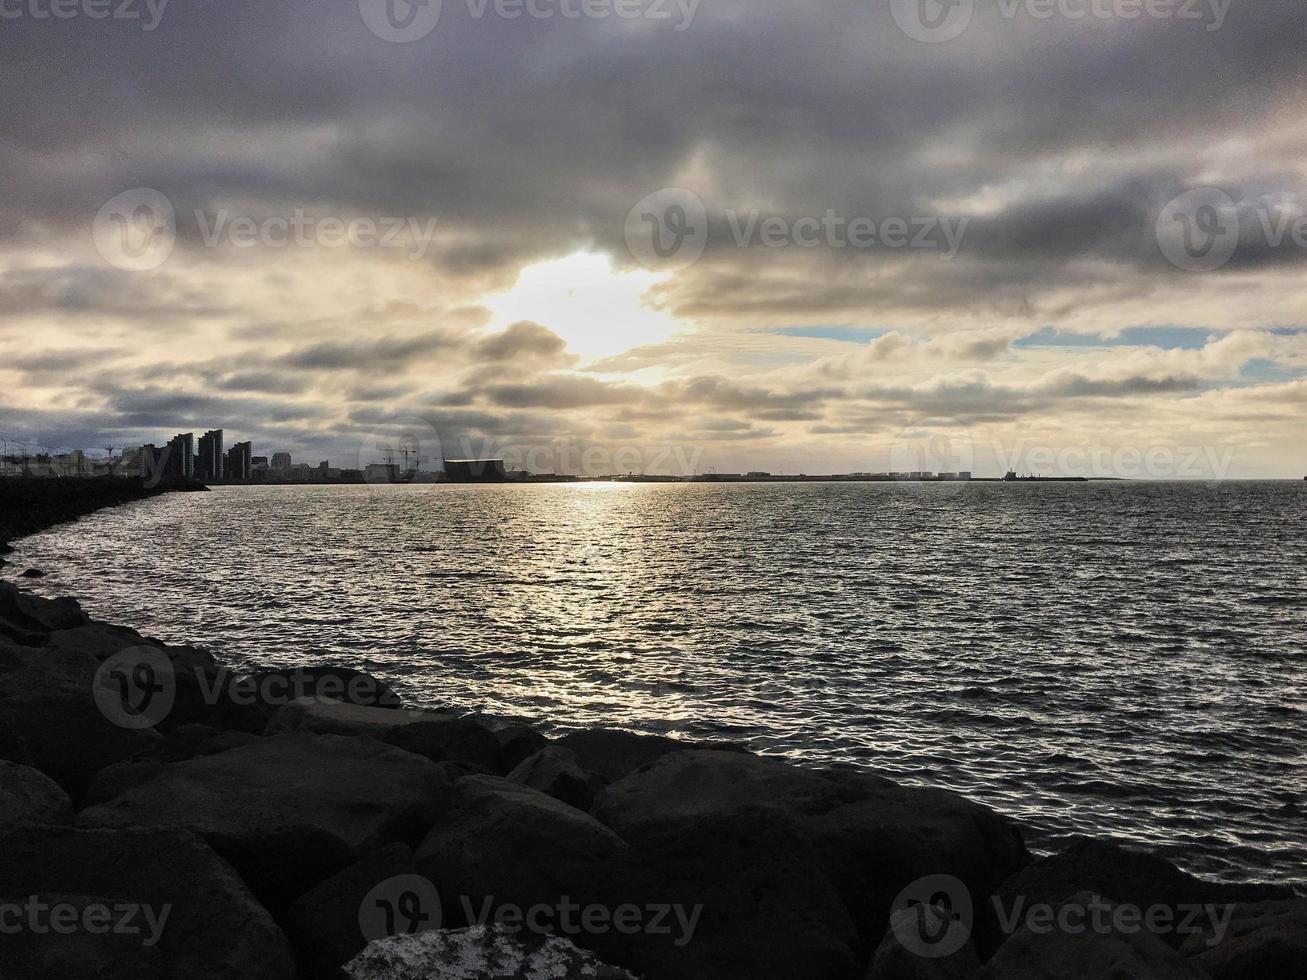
xmin=0 ymin=825 xmax=298 ymax=979
xmin=1179 ymin=898 xmax=1307 ymax=979
xmin=995 ymin=836 xmax=1294 ymax=948
xmin=976 ymin=891 xmax=1207 ymax=979
xmin=287 ymin=842 xmax=428 ymax=980
xmin=557 ymin=728 xmax=745 ymax=783
xmin=344 ymin=926 xmax=638 ymax=979
xmin=0 ymin=759 xmax=74 ymax=824
xmin=490 ymin=721 xmax=549 ymax=771
xmin=20 ymin=568 xmax=46 ymax=578
xmin=588 ymin=807 xmax=861 ymax=980
xmin=508 ymin=745 xmax=605 ymax=810
xmin=866 ymin=904 xmax=980 ymax=980
xmin=266 ymin=695 xmax=454 ymax=737
xmin=82 ymin=723 xmax=262 ymax=805
xmin=383 ymin=718 xmax=503 ymax=772
xmin=78 ymin=732 xmax=454 ymax=910
xmin=0 ymin=689 xmax=162 ymax=798
xmin=266 ymin=696 xmax=502 ymax=769
xmin=592 ymin=750 xmax=1029 ymax=955
xmin=416 ymin=775 xmax=627 ymax=920
xmin=0 ymin=583 xmax=88 ymax=631
xmin=249 ymin=666 xmax=402 ymax=709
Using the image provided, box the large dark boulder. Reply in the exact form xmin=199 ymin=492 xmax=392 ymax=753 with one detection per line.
xmin=416 ymin=775 xmax=627 ymax=922
xmin=0 ymin=758 xmax=73 ymax=824
xmin=557 ymin=728 xmax=745 ymax=783
xmin=490 ymin=722 xmax=549 ymax=771
xmin=592 ymin=750 xmax=1030 ymax=957
xmin=0 ymin=825 xmax=298 ymax=979
xmin=995 ymin=836 xmax=1295 ymax=949
xmin=82 ymin=723 xmax=262 ymax=805
xmin=976 ymin=891 xmax=1207 ymax=979
xmin=588 ymin=807 xmax=861 ymax=980
xmin=78 ymin=732 xmax=455 ymax=910
xmin=248 ymin=666 xmax=401 ymax=709
xmin=287 ymin=842 xmax=429 ymax=980
xmin=266 ymin=696 xmax=452 ymax=737
xmin=508 ymin=745 xmax=604 ymax=810
xmin=267 ymin=697 xmax=503 ymax=770
xmin=0 ymin=583 xmax=88 ymax=632
xmin=0 ymin=688 xmax=162 ymax=799
xmin=1179 ymin=898 xmax=1307 ymax=979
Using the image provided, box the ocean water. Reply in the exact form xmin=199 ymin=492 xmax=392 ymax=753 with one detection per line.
xmin=11 ymin=481 xmax=1307 ymax=884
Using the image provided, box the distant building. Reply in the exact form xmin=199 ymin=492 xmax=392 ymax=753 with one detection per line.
xmin=958 ymin=471 xmax=972 ymax=480
xmin=251 ymin=455 xmax=268 ymax=468
xmin=365 ymin=463 xmax=401 ymax=483
xmin=226 ymin=441 xmax=252 ymax=482
xmin=165 ymin=433 xmax=195 ymax=479
xmin=747 ymin=471 xmax=772 ymax=478
xmin=197 ymin=429 xmax=224 ymax=481
xmin=289 ymin=462 xmax=314 ymax=481
xmin=442 ymin=459 xmax=507 ymax=483
xmin=271 ymin=452 xmax=292 ymax=474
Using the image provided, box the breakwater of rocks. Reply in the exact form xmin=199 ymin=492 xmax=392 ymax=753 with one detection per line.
xmin=0 ymin=477 xmax=206 ymax=560
xmin=0 ymin=494 xmax=1302 ymax=979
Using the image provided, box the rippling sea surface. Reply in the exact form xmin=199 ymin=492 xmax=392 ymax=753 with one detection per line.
xmin=11 ymin=481 xmax=1307 ymax=883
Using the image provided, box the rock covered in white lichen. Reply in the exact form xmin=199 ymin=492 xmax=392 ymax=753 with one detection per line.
xmin=343 ymin=925 xmax=638 ymax=980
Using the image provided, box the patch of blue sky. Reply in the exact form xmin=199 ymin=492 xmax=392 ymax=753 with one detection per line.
xmin=1013 ymin=326 xmax=1214 ymax=350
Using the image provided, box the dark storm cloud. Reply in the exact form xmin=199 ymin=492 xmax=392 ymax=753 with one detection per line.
xmin=275 ymin=333 xmax=459 ymax=371
xmin=4 ymin=0 xmax=1305 ymax=282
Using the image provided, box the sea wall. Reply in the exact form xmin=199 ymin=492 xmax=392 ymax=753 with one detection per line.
xmin=0 ymin=477 xmax=206 ymax=555
xmin=0 ymin=495 xmax=1302 ymax=978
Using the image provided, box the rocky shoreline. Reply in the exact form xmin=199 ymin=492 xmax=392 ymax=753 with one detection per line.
xmin=0 ymin=490 xmax=1302 ymax=978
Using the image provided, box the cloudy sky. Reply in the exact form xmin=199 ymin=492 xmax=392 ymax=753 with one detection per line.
xmin=3 ymin=0 xmax=1305 ymax=477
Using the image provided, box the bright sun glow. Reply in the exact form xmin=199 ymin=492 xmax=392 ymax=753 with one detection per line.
xmin=483 ymin=251 xmax=682 ymax=362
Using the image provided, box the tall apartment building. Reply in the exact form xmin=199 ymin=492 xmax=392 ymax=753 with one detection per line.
xmin=226 ymin=441 xmax=252 ymax=482
xmin=197 ymin=429 xmax=224 ymax=481
xmin=166 ymin=432 xmax=195 ymax=479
